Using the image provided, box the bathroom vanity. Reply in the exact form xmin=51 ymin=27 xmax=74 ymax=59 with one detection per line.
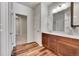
xmin=42 ymin=32 xmax=79 ymax=56
xmin=42 ymin=2 xmax=79 ymax=56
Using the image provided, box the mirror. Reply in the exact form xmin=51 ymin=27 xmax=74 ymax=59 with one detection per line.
xmin=71 ymin=2 xmax=79 ymax=27
xmin=53 ymin=10 xmax=65 ymax=32
xmin=48 ymin=2 xmax=71 ymax=32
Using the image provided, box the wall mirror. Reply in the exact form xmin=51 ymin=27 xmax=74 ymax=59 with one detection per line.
xmin=47 ymin=2 xmax=71 ymax=32
xmin=71 ymin=2 xmax=79 ymax=27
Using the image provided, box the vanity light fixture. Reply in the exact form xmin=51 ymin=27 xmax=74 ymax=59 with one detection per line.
xmin=52 ymin=3 xmax=70 ymax=14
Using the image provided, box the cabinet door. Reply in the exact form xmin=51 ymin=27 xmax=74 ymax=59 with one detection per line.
xmin=42 ymin=33 xmax=48 ymax=48
xmin=57 ymin=41 xmax=76 ymax=56
xmin=48 ymin=35 xmax=57 ymax=53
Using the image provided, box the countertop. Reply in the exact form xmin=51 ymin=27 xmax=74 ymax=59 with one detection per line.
xmin=43 ymin=31 xmax=79 ymax=39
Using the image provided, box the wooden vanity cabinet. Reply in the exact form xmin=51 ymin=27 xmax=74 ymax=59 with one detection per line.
xmin=48 ymin=35 xmax=57 ymax=54
xmin=42 ymin=33 xmax=49 ymax=48
xmin=42 ymin=33 xmax=79 ymax=56
xmin=57 ymin=37 xmax=79 ymax=56
xmin=57 ymin=41 xmax=77 ymax=56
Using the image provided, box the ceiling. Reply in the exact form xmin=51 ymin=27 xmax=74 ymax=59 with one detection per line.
xmin=18 ymin=2 xmax=53 ymax=8
xmin=18 ymin=2 xmax=40 ymax=8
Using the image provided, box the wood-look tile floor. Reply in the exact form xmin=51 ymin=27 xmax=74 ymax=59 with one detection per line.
xmin=12 ymin=42 xmax=56 ymax=56
xmin=16 ymin=35 xmax=27 ymax=45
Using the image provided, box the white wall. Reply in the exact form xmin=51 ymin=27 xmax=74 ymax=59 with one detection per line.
xmin=65 ymin=8 xmax=79 ymax=34
xmin=0 ymin=3 xmax=1 ymax=55
xmin=13 ymin=3 xmax=34 ymax=45
xmin=41 ymin=3 xmax=48 ymax=32
xmin=33 ymin=3 xmax=50 ymax=46
xmin=33 ymin=3 xmax=49 ymax=46
xmin=33 ymin=4 xmax=42 ymax=46
xmin=0 ymin=2 xmax=9 ymax=56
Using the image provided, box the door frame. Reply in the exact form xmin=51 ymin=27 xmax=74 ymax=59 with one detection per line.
xmin=0 ymin=2 xmax=10 ymax=56
xmin=13 ymin=2 xmax=35 ymax=45
xmin=13 ymin=13 xmax=27 ymax=46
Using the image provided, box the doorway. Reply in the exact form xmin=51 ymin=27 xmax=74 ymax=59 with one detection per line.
xmin=16 ymin=14 xmax=27 ymax=45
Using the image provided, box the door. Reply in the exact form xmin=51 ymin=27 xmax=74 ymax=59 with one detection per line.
xmin=15 ymin=14 xmax=27 ymax=45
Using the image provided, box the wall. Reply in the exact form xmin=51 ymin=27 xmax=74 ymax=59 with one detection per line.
xmin=33 ymin=3 xmax=50 ymax=46
xmin=65 ymin=8 xmax=79 ymax=34
xmin=33 ymin=3 xmax=42 ymax=46
xmin=13 ymin=3 xmax=34 ymax=45
xmin=41 ymin=3 xmax=48 ymax=32
xmin=0 ymin=3 xmax=1 ymax=55
xmin=33 ymin=3 xmax=49 ymax=46
xmin=0 ymin=2 xmax=9 ymax=56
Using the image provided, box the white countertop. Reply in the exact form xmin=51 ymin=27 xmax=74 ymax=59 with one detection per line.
xmin=43 ymin=31 xmax=79 ymax=39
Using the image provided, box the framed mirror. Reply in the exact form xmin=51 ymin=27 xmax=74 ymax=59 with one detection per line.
xmin=71 ymin=2 xmax=79 ymax=27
